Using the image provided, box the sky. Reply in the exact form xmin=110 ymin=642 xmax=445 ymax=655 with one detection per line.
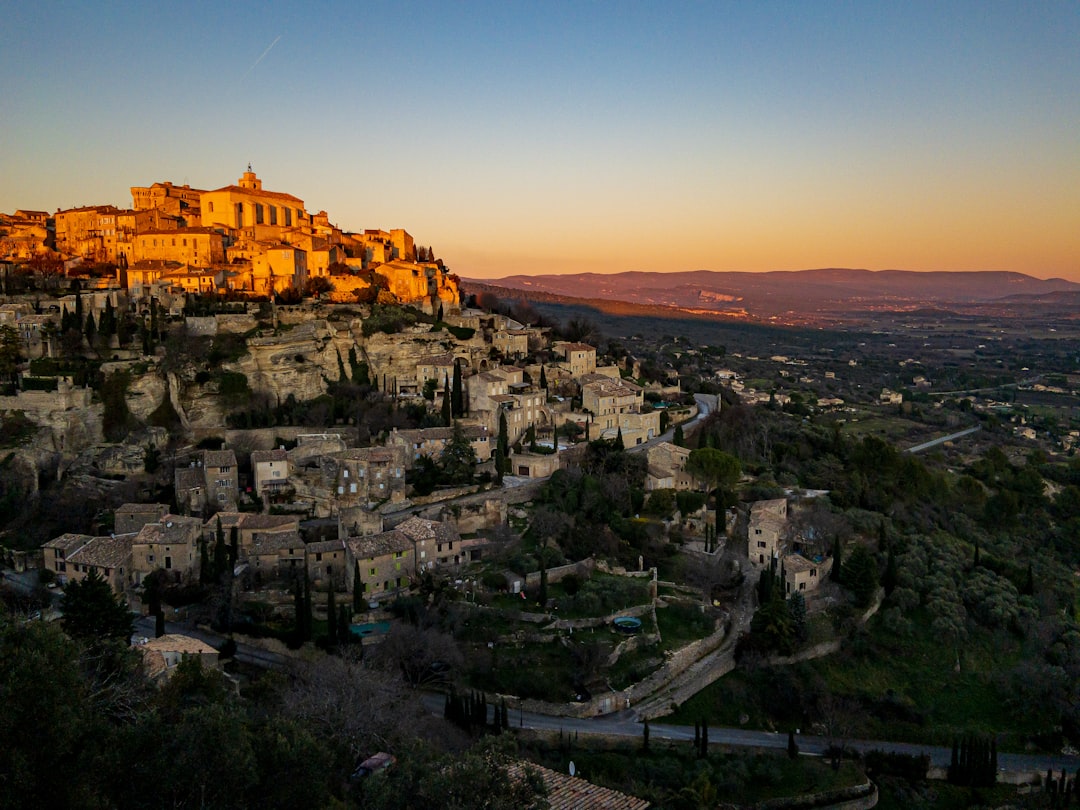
xmin=1 ymin=1 xmax=1078 ymax=281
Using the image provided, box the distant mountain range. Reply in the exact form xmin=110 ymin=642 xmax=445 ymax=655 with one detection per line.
xmin=462 ymin=269 xmax=1080 ymax=324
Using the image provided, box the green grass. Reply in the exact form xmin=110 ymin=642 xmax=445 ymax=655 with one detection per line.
xmin=669 ymin=608 xmax=1039 ymax=748
xmin=525 ymin=741 xmax=866 ymax=807
xmin=655 ymin=601 xmax=715 ymax=650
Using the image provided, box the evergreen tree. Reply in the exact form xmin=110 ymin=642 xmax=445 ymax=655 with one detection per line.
xmin=497 ymin=411 xmax=509 ymax=464
xmin=788 ymin=730 xmax=799 ymax=759
xmin=451 ymin=359 xmax=464 ymax=418
xmin=831 ymin=535 xmax=844 ymax=583
xmin=213 ymin=519 xmax=227 ymax=582
xmin=613 ymin=427 xmax=625 ymax=451
xmin=539 ymin=365 xmax=547 ymax=389
xmin=439 ymin=421 xmax=477 ymax=484
xmin=60 ymin=569 xmax=133 ymax=644
xmin=494 ymin=447 xmax=505 ymax=485
xmin=338 ymin=604 xmax=351 ymax=646
xmin=700 ymin=720 xmax=709 ymax=758
xmin=155 ymin=609 xmax=166 ymax=638
xmin=441 ymin=374 xmax=452 ymax=426
xmin=303 ymin=574 xmax=313 ymax=641
xmin=199 ymin=537 xmax=211 ymax=585
xmin=326 ymin=586 xmax=338 ymax=645
xmin=643 ymin=718 xmax=650 ymax=752
xmin=673 ymin=424 xmax=685 ymax=447
xmin=84 ymin=310 xmax=96 ymax=347
xmin=353 ymin=561 xmax=363 ymax=612
xmin=843 ymin=544 xmax=880 ymax=609
xmin=229 ymin=527 xmax=239 ymax=569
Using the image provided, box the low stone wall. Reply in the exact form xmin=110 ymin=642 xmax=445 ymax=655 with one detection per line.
xmin=753 ymin=780 xmax=877 ymax=810
xmin=523 ymin=558 xmax=596 ymax=590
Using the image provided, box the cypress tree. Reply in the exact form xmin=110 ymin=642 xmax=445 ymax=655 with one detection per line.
xmin=199 ymin=537 xmax=211 ymax=585
xmin=643 ymin=718 xmax=650 ymax=752
xmin=353 ymin=561 xmax=363 ymax=612
xmin=831 ymin=535 xmax=844 ymax=583
xmin=213 ymin=519 xmax=227 ymax=581
xmin=338 ymin=604 xmax=351 ymax=645
xmin=451 ymin=359 xmax=463 ymax=418
xmin=673 ymin=424 xmax=685 ymax=447
xmin=327 ymin=586 xmax=337 ymax=644
xmin=787 ymin=730 xmax=798 ymax=759
xmin=229 ymin=526 xmax=239 ymax=569
xmin=694 ymin=720 xmax=700 ymax=750
xmin=155 ymin=609 xmax=165 ymax=638
xmin=700 ymin=720 xmax=709 ymax=758
xmin=441 ymin=374 xmax=452 ymax=426
xmin=539 ymin=365 xmax=547 ymax=389
xmin=614 ymin=427 xmax=624 ymax=451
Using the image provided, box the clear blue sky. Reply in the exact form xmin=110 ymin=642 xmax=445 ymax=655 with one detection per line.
xmin=2 ymin=1 xmax=1078 ymax=279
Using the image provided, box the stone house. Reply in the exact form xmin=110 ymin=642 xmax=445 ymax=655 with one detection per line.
xmin=250 ymin=448 xmax=290 ymax=497
xmin=644 ymin=442 xmax=693 ymax=492
xmin=174 ymin=448 xmax=239 ymax=514
xmin=247 ymin=530 xmax=305 ymax=583
xmin=305 ymin=538 xmax=348 ymax=590
xmin=552 ymin=342 xmax=597 ymax=378
xmin=782 ymin=553 xmax=832 ymax=596
xmin=130 ymin=514 xmax=204 ymax=586
xmin=43 ymin=532 xmax=134 ymax=593
xmin=140 ymin=634 xmax=220 ymax=682
xmin=394 ymin=516 xmax=463 ymax=573
xmin=114 ymin=503 xmax=169 ymax=535
xmin=748 ymin=498 xmax=788 ymax=566
xmin=386 ymin=425 xmax=492 ymax=466
xmin=345 ymin=530 xmax=414 ymax=599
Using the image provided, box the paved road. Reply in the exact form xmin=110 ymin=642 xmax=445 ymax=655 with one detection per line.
xmin=419 ymin=693 xmax=1080 ymax=775
xmin=905 ymin=425 xmax=981 ymax=454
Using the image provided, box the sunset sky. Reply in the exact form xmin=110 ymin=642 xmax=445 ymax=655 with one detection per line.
xmin=2 ymin=2 xmax=1077 ymax=280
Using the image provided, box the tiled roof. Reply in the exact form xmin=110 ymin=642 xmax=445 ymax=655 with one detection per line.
xmin=251 ymin=449 xmax=288 ymax=463
xmin=142 ymin=634 xmax=217 ymax=655
xmin=508 ymin=762 xmax=649 ymax=810
xmin=118 ymin=502 xmax=168 ymax=514
xmin=68 ymin=534 xmax=135 ymax=569
xmin=396 ymin=517 xmax=460 ymax=545
xmin=202 ymin=449 xmax=237 ymax=467
xmin=43 ymin=533 xmax=93 ymax=552
xmin=346 ymin=530 xmax=413 ymax=559
xmin=305 ymin=538 xmax=346 ymax=554
xmin=250 ymin=530 xmax=303 ymax=556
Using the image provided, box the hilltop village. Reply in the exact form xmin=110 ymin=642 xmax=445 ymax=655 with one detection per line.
xmin=3 ymin=173 xmax=1080 ymax=808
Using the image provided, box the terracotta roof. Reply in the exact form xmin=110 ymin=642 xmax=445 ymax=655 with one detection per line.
xmin=508 ymin=762 xmax=649 ymax=810
xmin=142 ymin=634 xmax=217 ymax=655
xmin=395 ymin=516 xmax=460 ymax=544
xmin=118 ymin=502 xmax=169 ymax=514
xmin=251 ymin=449 xmax=288 ymax=463
xmin=556 ymin=342 xmax=597 ymax=354
xmin=43 ymin=532 xmax=93 ymax=552
xmin=305 ymin=538 xmax=346 ymax=554
xmin=250 ymin=530 xmax=303 ymax=556
xmin=346 ymin=530 xmax=413 ymax=559
xmin=203 ymin=449 xmax=237 ymax=467
xmin=783 ymin=553 xmax=823 ymax=573
xmin=238 ymin=514 xmax=299 ymax=531
xmin=205 ymin=184 xmax=304 ymax=204
xmin=174 ymin=467 xmax=204 ymax=490
xmin=67 ymin=533 xmax=135 ymax=569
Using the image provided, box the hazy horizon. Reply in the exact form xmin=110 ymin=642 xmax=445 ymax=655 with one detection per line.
xmin=3 ymin=2 xmax=1077 ymax=281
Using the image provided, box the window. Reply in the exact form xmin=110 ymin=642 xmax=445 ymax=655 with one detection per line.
xmin=207 ymin=201 xmax=214 ymax=213
xmin=316 ymin=553 xmax=322 ymax=562
xmin=269 ymin=206 xmax=277 ymax=225
xmin=369 ymin=567 xmax=376 ymax=576
xmin=284 ymin=208 xmax=292 ymax=227
xmin=147 ymin=554 xmax=154 ymax=563
xmin=393 ymin=551 xmax=404 ymax=559
xmin=165 ymin=556 xmax=172 ymax=569
xmin=255 ymin=204 xmax=264 ymax=225
xmin=395 ymin=562 xmax=401 ymax=571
